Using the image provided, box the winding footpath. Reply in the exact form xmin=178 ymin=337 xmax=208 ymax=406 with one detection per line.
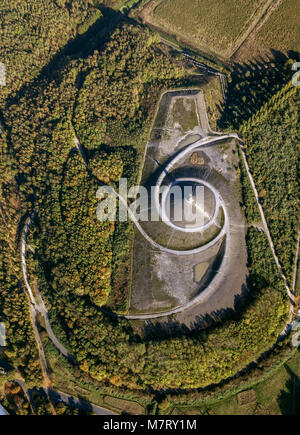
xmin=72 ymin=89 xmax=296 ymax=317
xmin=21 ymin=215 xmax=52 ymax=390
xmin=76 ymin=131 xmax=234 ymax=319
xmin=21 ymin=215 xmax=116 ymax=415
xmin=18 ymin=82 xmax=298 ymax=402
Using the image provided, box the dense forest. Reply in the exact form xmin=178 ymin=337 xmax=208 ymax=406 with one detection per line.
xmin=240 ymin=84 xmax=299 ymax=282
xmin=0 ymin=0 xmax=104 ymax=390
xmin=0 ymin=130 xmax=42 ymax=383
xmin=0 ymin=233 xmax=42 ymax=384
xmin=218 ymin=58 xmax=296 ymax=130
xmin=36 ymin=222 xmax=289 ymax=389
xmin=12 ymin=22 xmax=289 ymax=388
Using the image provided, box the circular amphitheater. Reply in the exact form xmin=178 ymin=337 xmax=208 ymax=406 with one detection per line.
xmin=162 ymin=178 xmax=218 ymax=232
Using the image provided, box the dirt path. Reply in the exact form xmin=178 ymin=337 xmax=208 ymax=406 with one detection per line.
xmin=138 ymin=0 xmax=282 ymax=61
xmin=34 ymin=282 xmax=77 ymax=364
xmin=28 ymin=305 xmax=52 ymax=388
xmin=20 ymin=215 xmax=52 ymax=391
xmin=232 ymin=0 xmax=283 ymax=60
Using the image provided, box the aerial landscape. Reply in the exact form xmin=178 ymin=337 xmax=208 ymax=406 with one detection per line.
xmin=0 ymin=0 xmax=299 ymax=420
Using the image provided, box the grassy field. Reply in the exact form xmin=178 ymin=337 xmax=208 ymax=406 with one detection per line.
xmin=104 ymin=0 xmax=142 ymax=12
xmin=141 ymin=0 xmax=266 ymax=58
xmin=136 ymin=0 xmax=300 ymax=62
xmin=171 ymin=97 xmax=199 ymax=134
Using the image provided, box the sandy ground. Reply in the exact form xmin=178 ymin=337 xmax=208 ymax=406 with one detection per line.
xmin=129 ymin=91 xmax=248 ymax=326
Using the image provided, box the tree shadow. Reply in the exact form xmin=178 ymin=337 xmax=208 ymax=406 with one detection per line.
xmin=4 ymin=5 xmax=133 ymax=110
xmin=142 ymin=282 xmax=249 ymax=340
xmin=47 ymin=389 xmax=94 ymax=415
xmin=277 ymin=362 xmax=300 ymax=415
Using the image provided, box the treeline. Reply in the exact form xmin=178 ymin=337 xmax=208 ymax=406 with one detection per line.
xmin=36 ymin=223 xmax=289 ymax=390
xmin=218 ymin=57 xmax=297 ymax=130
xmin=239 ymin=81 xmax=298 ymax=132
xmin=0 ymin=142 xmax=42 ymax=383
xmin=0 ymin=237 xmax=42 ymax=383
xmin=0 ymin=0 xmax=101 ymax=108
xmin=0 ymin=21 xmax=185 ymax=386
xmin=239 ymin=83 xmax=299 ymax=281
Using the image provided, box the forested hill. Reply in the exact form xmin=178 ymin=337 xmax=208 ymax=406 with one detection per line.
xmin=240 ymin=83 xmax=300 ymax=282
xmin=0 ymin=1 xmax=298 ymax=397
xmin=0 ymin=18 xmax=185 ymax=386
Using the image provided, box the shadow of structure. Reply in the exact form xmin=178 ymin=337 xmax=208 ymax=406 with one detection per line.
xmin=277 ymin=362 xmax=300 ymax=415
xmin=5 ymin=6 xmax=125 ymax=108
xmin=143 ymin=282 xmax=249 ymax=340
xmin=217 ymin=49 xmax=299 ymax=130
xmin=47 ymin=388 xmax=94 ymax=415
